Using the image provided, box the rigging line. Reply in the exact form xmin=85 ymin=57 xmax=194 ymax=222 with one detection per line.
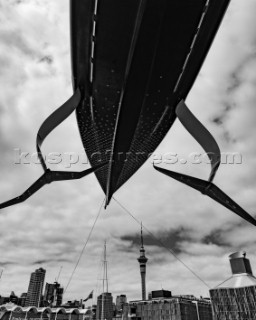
xmin=64 ymin=197 xmax=105 ymax=294
xmin=113 ymin=197 xmax=210 ymax=289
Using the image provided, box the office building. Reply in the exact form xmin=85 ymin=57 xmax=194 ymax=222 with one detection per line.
xmin=25 ymin=267 xmax=46 ymax=307
xmin=116 ymin=294 xmax=127 ymax=312
xmin=19 ymin=293 xmax=27 ymax=307
xmin=43 ymin=281 xmax=64 ymax=307
xmin=96 ymin=292 xmax=113 ymax=320
xmin=124 ymin=291 xmax=212 ymax=320
xmin=210 ymin=251 xmax=256 ymax=319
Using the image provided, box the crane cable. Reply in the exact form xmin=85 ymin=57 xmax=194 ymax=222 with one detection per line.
xmin=64 ymin=197 xmax=105 ymax=294
xmin=113 ymin=197 xmax=211 ymax=289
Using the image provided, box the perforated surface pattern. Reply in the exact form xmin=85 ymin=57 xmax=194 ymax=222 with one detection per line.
xmin=71 ymin=0 xmax=231 ymax=201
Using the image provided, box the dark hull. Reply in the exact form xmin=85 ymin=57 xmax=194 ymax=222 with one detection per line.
xmin=70 ymin=0 xmax=231 ymax=205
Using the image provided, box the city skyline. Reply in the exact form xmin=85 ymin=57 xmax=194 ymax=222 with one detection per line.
xmin=1 ymin=251 xmax=256 ymax=319
xmin=0 ymin=0 xmax=256 ymax=303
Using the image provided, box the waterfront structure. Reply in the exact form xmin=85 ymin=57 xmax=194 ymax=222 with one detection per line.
xmin=25 ymin=268 xmax=46 ymax=307
xmin=44 ymin=282 xmax=64 ymax=307
xmin=124 ymin=290 xmax=212 ymax=320
xmin=137 ymin=225 xmax=148 ymax=300
xmin=210 ymin=251 xmax=256 ymax=320
xmin=0 ymin=304 xmax=91 ymax=320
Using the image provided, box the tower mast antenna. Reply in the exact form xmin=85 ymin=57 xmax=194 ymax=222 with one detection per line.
xmin=103 ymin=240 xmax=108 ymax=293
xmin=138 ymin=223 xmax=148 ymax=300
xmin=141 ymin=222 xmax=144 ymax=247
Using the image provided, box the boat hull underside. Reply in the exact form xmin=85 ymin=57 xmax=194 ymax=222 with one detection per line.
xmin=70 ymin=0 xmax=230 ymax=204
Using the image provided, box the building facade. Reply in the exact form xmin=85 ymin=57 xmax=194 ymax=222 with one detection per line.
xmin=124 ymin=291 xmax=213 ymax=320
xmin=210 ymin=251 xmax=256 ymax=319
xmin=19 ymin=293 xmax=27 ymax=307
xmin=0 ymin=304 xmax=91 ymax=320
xmin=96 ymin=292 xmax=113 ymax=320
xmin=25 ymin=268 xmax=46 ymax=307
xmin=0 ymin=293 xmax=27 ymax=307
xmin=116 ymin=295 xmax=127 ymax=312
xmin=44 ymin=282 xmax=64 ymax=307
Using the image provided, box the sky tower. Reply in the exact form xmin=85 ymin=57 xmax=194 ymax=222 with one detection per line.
xmin=137 ymin=223 xmax=148 ymax=300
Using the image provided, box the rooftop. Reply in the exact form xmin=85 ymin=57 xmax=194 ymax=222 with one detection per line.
xmin=214 ymin=273 xmax=256 ymax=289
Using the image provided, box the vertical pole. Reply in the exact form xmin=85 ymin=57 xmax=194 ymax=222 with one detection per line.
xmin=194 ymin=301 xmax=200 ymax=320
xmin=101 ymin=295 xmax=104 ymax=320
xmin=105 ymin=242 xmax=108 ymax=293
xmin=38 ymin=280 xmax=43 ymax=308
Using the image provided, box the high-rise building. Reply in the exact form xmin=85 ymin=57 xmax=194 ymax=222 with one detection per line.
xmin=96 ymin=292 xmax=113 ymax=320
xmin=43 ymin=281 xmax=64 ymax=307
xmin=210 ymin=251 xmax=256 ymax=319
xmin=116 ymin=294 xmax=127 ymax=312
xmin=137 ymin=224 xmax=148 ymax=300
xmin=25 ymin=268 xmax=46 ymax=307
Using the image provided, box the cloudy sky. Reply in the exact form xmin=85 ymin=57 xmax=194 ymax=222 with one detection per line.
xmin=0 ymin=0 xmax=256 ymax=305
